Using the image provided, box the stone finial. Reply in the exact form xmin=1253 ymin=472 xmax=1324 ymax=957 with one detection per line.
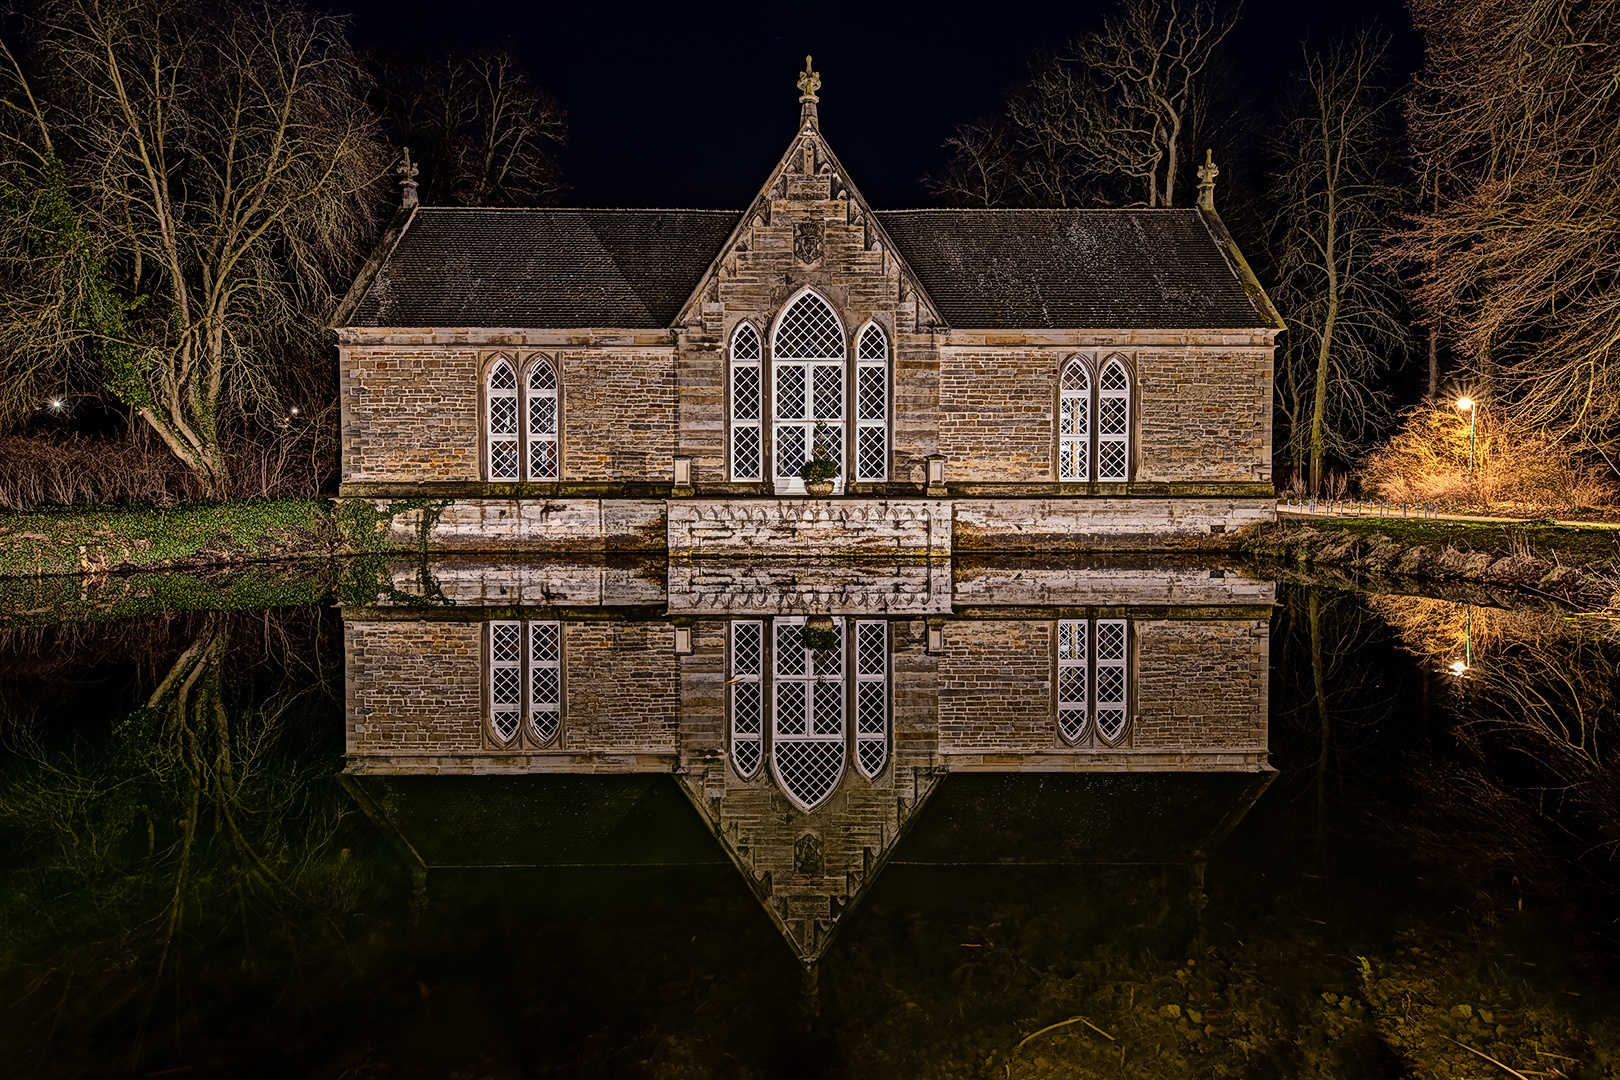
xmin=1197 ymin=149 xmax=1219 ymax=212
xmin=398 ymin=147 xmax=420 ymax=210
xmin=798 ymin=55 xmax=821 ymax=127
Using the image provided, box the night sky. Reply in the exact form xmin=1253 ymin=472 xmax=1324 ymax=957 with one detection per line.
xmin=327 ymin=0 xmax=1417 ymax=210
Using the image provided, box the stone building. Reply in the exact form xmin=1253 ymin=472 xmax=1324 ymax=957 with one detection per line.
xmin=332 ymin=61 xmax=1285 ymax=554
xmin=343 ymin=556 xmax=1274 ymax=960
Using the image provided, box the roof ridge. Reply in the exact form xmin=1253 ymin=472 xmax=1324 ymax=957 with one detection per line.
xmin=412 ymin=206 xmax=745 ymax=214
xmin=875 ymin=207 xmax=1200 ymax=214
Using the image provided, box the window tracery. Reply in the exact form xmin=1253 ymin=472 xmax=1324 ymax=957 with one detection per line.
xmin=1056 ymin=618 xmax=1129 ymax=745
xmin=484 ymin=353 xmax=561 ymax=481
xmin=855 ymin=324 xmax=889 ymax=482
xmin=772 ymin=292 xmax=845 ymax=491
xmin=487 ymin=620 xmax=563 ymax=747
xmin=729 ymin=323 xmax=763 ymax=481
xmin=1057 ymin=355 xmax=1133 ymax=482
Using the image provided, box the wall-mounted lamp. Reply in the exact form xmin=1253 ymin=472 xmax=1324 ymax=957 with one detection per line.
xmin=673 ymin=625 xmax=693 ymax=654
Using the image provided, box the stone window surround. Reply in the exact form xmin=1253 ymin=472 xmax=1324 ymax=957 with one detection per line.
xmin=1057 ymin=352 xmax=1137 ymax=484
xmin=1052 ymin=617 xmax=1135 ymax=748
xmin=726 ymin=617 xmax=892 ymax=806
xmin=726 ymin=288 xmax=894 ymax=492
xmin=480 ymin=350 xmax=563 ymax=482
xmin=483 ymin=619 xmax=567 ymax=751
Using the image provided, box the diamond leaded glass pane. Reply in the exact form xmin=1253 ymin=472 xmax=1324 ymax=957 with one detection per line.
xmin=489 ymin=621 xmax=522 ymax=745
xmin=732 ymin=426 xmax=760 ymax=480
xmin=1056 ymin=619 xmax=1088 ymax=745
xmin=775 ymin=682 xmax=807 ymax=735
xmin=775 ymin=622 xmax=805 ymax=674
xmin=490 ymin=440 xmax=518 ymax=479
xmin=1097 ymin=707 xmax=1127 ymax=743
xmin=730 ymin=622 xmax=764 ymax=779
xmin=812 ymin=366 xmax=844 ymax=421
xmin=1099 ymin=396 xmax=1129 ymax=436
xmin=774 ymin=293 xmax=845 ymax=359
xmin=734 ymin=738 xmax=761 ymax=778
xmin=528 ymin=360 xmax=556 ymax=392
xmin=858 ymin=740 xmax=886 ymax=777
xmin=773 ymin=740 xmax=845 ymax=810
xmin=492 ymin=708 xmax=520 ymax=743
xmin=734 ymin=622 xmax=762 ymax=675
xmin=529 ymin=396 xmax=556 ymax=435
xmin=732 ymin=322 xmax=761 ymax=361
xmin=857 ymin=323 xmax=886 ymax=361
xmin=1058 ymin=706 xmax=1087 ymax=743
xmin=1057 ymin=666 xmax=1086 ymax=704
xmin=1062 ymin=362 xmax=1090 ymax=392
xmin=733 ymin=364 xmax=760 ymax=421
xmin=1096 ymin=621 xmax=1125 ymax=661
xmin=858 ymin=366 xmax=885 ymax=422
xmin=857 ymin=622 xmax=886 ymax=675
xmin=857 ymin=427 xmax=885 ymax=482
xmin=491 ymin=666 xmax=520 ymax=705
xmin=491 ymin=623 xmax=521 ymax=663
xmin=1098 ymin=439 xmax=1127 ymax=481
xmin=529 ymin=442 xmax=557 ymax=480
xmin=734 ymin=680 xmax=761 ymax=735
xmin=490 ymin=396 xmax=516 ymax=435
xmin=776 ymin=425 xmax=806 ymax=479
xmin=776 ymin=366 xmax=806 ymax=420
xmin=1100 ymin=359 xmax=1129 ymax=391
xmin=531 ymin=708 xmax=559 ymax=743
xmin=489 ymin=361 xmax=516 ymax=391
xmin=857 ymin=680 xmax=885 ymax=734
xmin=812 ymin=680 xmax=843 ymax=733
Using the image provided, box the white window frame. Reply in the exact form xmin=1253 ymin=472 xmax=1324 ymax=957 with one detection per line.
xmin=729 ymin=322 xmax=763 ymax=482
xmin=854 ymin=323 xmax=889 ymax=483
xmin=1097 ymin=357 xmax=1131 ymax=482
xmin=770 ymin=289 xmax=847 ymax=496
xmin=1059 ymin=359 xmax=1091 ymax=482
xmin=1057 ymin=354 xmax=1133 ymax=483
xmin=853 ymin=620 xmax=889 ymax=778
xmin=1055 ymin=618 xmax=1130 ymax=746
xmin=486 ymin=620 xmax=563 ymax=748
xmin=770 ymin=616 xmax=847 ymax=810
xmin=729 ymin=621 xmax=765 ymax=778
xmin=484 ymin=352 xmax=562 ymax=482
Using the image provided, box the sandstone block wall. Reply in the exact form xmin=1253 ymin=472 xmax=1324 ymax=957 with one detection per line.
xmin=938 ymin=620 xmax=1054 ymax=753
xmin=1137 ymin=347 xmax=1272 ymax=483
xmin=342 ymin=346 xmax=478 ymax=483
xmin=1135 ymin=619 xmax=1269 ymax=753
xmin=346 ymin=620 xmax=482 ymax=756
xmin=560 ymin=350 xmax=677 ymax=482
xmin=937 ymin=350 xmax=1054 ymax=482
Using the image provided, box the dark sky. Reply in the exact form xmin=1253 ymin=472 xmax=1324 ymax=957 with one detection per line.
xmin=330 ymin=0 xmax=1417 ymax=210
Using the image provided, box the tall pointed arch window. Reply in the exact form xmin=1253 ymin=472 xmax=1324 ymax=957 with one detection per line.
xmin=487 ymin=620 xmax=564 ymax=748
xmin=1098 ymin=358 xmax=1131 ymax=481
xmin=487 ymin=359 xmax=520 ymax=481
xmin=771 ymin=618 xmax=846 ymax=810
xmin=1056 ymin=355 xmax=1132 ymax=482
xmin=772 ymin=291 xmax=845 ymax=492
xmin=1059 ymin=361 xmax=1091 ymax=482
xmin=1056 ymin=618 xmax=1129 ymax=745
xmin=485 ymin=353 xmax=562 ymax=482
xmin=855 ymin=324 xmax=889 ymax=482
xmin=729 ymin=322 xmax=763 ymax=481
xmin=527 ymin=358 xmax=559 ymax=480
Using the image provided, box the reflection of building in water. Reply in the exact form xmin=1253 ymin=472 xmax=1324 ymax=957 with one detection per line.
xmin=344 ymin=558 xmax=1273 ymax=960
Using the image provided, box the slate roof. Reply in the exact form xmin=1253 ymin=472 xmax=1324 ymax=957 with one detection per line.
xmin=346 ymin=208 xmax=742 ymax=328
xmin=342 ymin=205 xmax=1277 ymax=330
xmin=874 ymin=209 xmax=1275 ymax=329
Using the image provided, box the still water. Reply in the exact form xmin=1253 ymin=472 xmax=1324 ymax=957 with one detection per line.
xmin=1 ymin=556 xmax=1615 ymax=1078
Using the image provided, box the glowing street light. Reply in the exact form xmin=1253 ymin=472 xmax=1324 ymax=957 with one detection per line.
xmin=1455 ymin=397 xmax=1476 ymax=478
xmin=1448 ymin=660 xmax=1469 ymax=676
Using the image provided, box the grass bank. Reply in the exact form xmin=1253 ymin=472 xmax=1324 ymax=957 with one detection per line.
xmin=1245 ymin=515 xmax=1620 ymax=609
xmin=0 ymin=499 xmax=352 ymax=580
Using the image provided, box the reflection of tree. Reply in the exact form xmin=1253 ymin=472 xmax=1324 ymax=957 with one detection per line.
xmin=0 ymin=610 xmax=353 ymax=1069
xmin=1367 ymin=593 xmax=1620 ymax=897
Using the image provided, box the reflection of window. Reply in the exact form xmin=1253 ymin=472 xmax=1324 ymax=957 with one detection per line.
xmin=1056 ymin=618 xmax=1129 ymax=745
xmin=487 ymin=621 xmax=563 ymax=747
xmin=728 ymin=618 xmax=890 ymax=807
xmin=1058 ymin=355 xmax=1132 ymax=482
xmin=486 ymin=353 xmax=560 ymax=481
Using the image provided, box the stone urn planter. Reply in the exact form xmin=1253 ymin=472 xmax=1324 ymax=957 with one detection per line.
xmin=804 ymin=478 xmax=835 ymax=497
xmin=799 ymin=427 xmax=840 ymax=497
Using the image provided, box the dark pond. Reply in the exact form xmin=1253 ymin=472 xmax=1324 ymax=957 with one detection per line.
xmin=1 ymin=556 xmax=1616 ymax=1079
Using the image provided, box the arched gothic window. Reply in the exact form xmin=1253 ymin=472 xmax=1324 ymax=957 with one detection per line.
xmin=729 ymin=322 xmax=763 ymax=481
xmin=727 ymin=617 xmax=890 ymax=805
xmin=1057 ymin=355 xmax=1132 ymax=482
xmin=527 ymin=358 xmax=559 ymax=480
xmin=772 ymin=291 xmax=845 ymax=492
xmin=1056 ymin=618 xmax=1129 ymax=745
xmin=485 ymin=353 xmax=562 ymax=481
xmin=854 ymin=323 xmax=889 ymax=482
xmin=488 ymin=620 xmax=564 ymax=748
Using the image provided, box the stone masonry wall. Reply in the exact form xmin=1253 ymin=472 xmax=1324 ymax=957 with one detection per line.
xmin=1137 ymin=347 xmax=1272 ymax=483
xmin=563 ymin=623 xmax=681 ymax=752
xmin=342 ymin=346 xmax=479 ymax=483
xmin=937 ymin=350 xmax=1054 ymax=482
xmin=347 ymin=620 xmax=482 ymax=755
xmin=938 ymin=621 xmax=1054 ymax=753
xmin=560 ymin=350 xmax=677 ymax=482
xmin=1135 ymin=618 xmax=1269 ymax=752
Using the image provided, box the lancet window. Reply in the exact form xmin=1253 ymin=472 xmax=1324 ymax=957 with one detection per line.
xmin=487 ymin=620 xmax=564 ymax=747
xmin=1057 ymin=355 xmax=1132 ymax=482
xmin=727 ymin=617 xmax=890 ymax=807
xmin=772 ymin=291 xmax=845 ymax=492
xmin=729 ymin=322 xmax=763 ymax=481
xmin=485 ymin=354 xmax=561 ymax=481
xmin=1056 ymin=618 xmax=1129 ymax=745
xmin=855 ymin=323 xmax=889 ymax=482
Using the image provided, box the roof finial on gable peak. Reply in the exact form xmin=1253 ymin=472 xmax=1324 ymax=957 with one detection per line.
xmin=1197 ymin=149 xmax=1219 ymax=212
xmin=398 ymin=147 xmax=420 ymax=211
xmin=797 ymin=55 xmax=821 ymax=128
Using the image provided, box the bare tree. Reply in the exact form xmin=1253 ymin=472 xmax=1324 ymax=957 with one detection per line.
xmin=371 ymin=47 xmax=566 ymax=208
xmin=0 ymin=0 xmax=386 ymax=495
xmin=1268 ymin=31 xmax=1412 ymax=494
xmin=931 ymin=0 xmax=1240 ymax=209
xmin=1395 ymin=0 xmax=1620 ymax=448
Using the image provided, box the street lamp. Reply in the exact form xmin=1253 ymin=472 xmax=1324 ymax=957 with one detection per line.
xmin=1455 ymin=397 xmax=1476 ymax=478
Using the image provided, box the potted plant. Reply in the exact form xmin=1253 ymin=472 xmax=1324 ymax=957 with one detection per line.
xmin=799 ymin=425 xmax=840 ymax=497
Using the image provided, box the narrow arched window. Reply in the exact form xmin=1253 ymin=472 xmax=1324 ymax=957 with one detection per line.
xmin=854 ymin=620 xmax=889 ymax=777
xmin=1098 ymin=358 xmax=1131 ymax=481
xmin=1056 ymin=618 xmax=1130 ymax=746
xmin=855 ymin=324 xmax=889 ymax=482
xmin=488 ymin=620 xmax=523 ymax=744
xmin=487 ymin=359 xmax=520 ymax=481
xmin=488 ymin=620 xmax=564 ymax=749
xmin=526 ymin=358 xmax=559 ymax=480
xmin=730 ymin=323 xmax=763 ymax=481
xmin=729 ymin=621 xmax=764 ymax=778
xmin=772 ymin=291 xmax=845 ymax=490
xmin=529 ymin=621 xmax=562 ymax=744
xmin=771 ymin=618 xmax=846 ymax=810
xmin=1059 ymin=360 xmax=1091 ymax=482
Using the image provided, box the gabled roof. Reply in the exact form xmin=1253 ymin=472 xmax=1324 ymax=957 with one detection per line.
xmin=342 ymin=208 xmax=741 ymax=329
xmin=875 ymin=209 xmax=1280 ymax=330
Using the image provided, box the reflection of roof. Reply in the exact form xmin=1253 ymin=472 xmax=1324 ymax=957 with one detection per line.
xmin=347 ymin=209 xmax=741 ymax=328
xmin=341 ymin=207 xmax=1277 ymax=331
xmin=875 ymin=209 xmax=1273 ymax=330
xmin=349 ymin=775 xmax=726 ymax=867
xmin=892 ymin=771 xmax=1272 ymax=865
